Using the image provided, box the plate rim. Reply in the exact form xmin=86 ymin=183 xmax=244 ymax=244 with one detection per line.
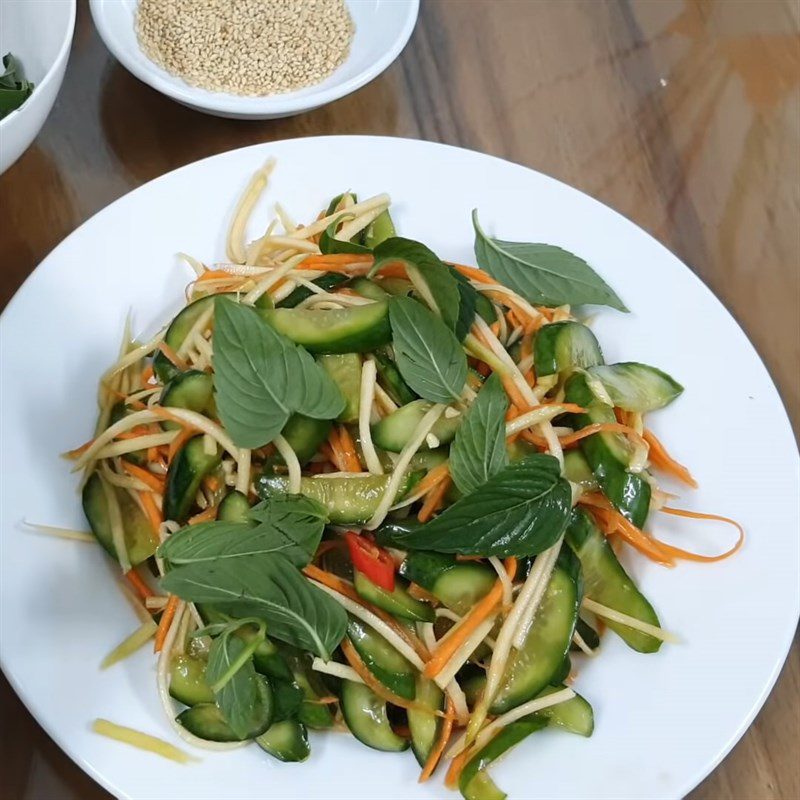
xmin=1 ymin=134 xmax=797 ymax=800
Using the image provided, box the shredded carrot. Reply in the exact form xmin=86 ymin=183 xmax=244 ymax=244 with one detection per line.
xmin=156 ymin=342 xmax=189 ymax=371
xmin=489 ymin=321 xmax=501 ymax=337
xmin=375 ymin=262 xmax=409 ymax=279
xmin=336 ymin=426 xmax=362 ymax=472
xmin=154 ymin=595 xmax=179 ymax=653
xmin=197 ymin=269 xmax=237 ymax=283
xmin=644 ymin=430 xmax=698 ymax=488
xmin=424 ymin=558 xmax=517 ymax=679
xmin=308 ymin=696 xmax=339 ymax=705
xmin=557 ymin=422 xmax=640 ymax=448
xmin=139 ymin=491 xmax=163 ymax=537
xmin=188 ymin=506 xmax=218 ymax=525
xmin=302 ymin=254 xmax=374 ymax=272
xmin=419 ymin=697 xmax=456 ymax=782
xmin=523 ymin=369 xmax=536 ymax=388
xmin=125 ymin=569 xmax=155 ymax=601
xmin=140 ymin=365 xmax=154 ymax=386
xmin=204 ymin=475 xmax=221 ymax=493
xmin=115 ymin=426 xmax=152 ymax=441
xmin=418 ymin=475 xmax=452 ymax=523
xmin=63 ymin=440 xmax=93 ymax=460
xmin=121 ymin=461 xmax=165 ymax=493
xmin=657 ymin=507 xmax=745 ymax=562
xmin=446 ymin=751 xmax=469 ymax=789
xmin=451 ymin=264 xmax=494 ymax=285
xmin=341 ymin=639 xmax=445 ymax=718
xmin=167 ymin=427 xmax=197 ymax=464
xmin=499 ymin=372 xmax=530 ymax=413
xmin=413 ymin=462 xmax=451 ymax=497
xmin=325 ymin=428 xmax=347 ymax=472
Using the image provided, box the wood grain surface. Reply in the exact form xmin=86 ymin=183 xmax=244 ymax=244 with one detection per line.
xmin=0 ymin=1 xmax=797 ymax=798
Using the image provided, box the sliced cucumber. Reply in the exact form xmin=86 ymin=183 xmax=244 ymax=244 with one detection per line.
xmin=534 ymin=321 xmax=604 ymax=378
xmin=280 ymin=413 xmax=332 ymax=466
xmin=347 ymin=277 xmax=390 ymax=302
xmin=255 ymin=720 xmax=310 ymax=762
xmin=571 ymin=616 xmax=601 ymax=651
xmin=460 ymin=717 xmax=547 ymax=800
xmin=217 ymin=490 xmax=251 ymax=523
xmin=347 ymin=617 xmax=416 ymax=700
xmin=490 ymin=551 xmax=582 ymax=714
xmin=585 ymin=362 xmax=683 ymax=412
xmin=363 ymin=209 xmax=396 ymax=249
xmin=256 ymin=472 xmax=417 ymax=525
xmin=533 ymin=684 xmax=594 ymax=736
xmin=163 ymin=434 xmax=222 ymax=523
xmin=566 ymin=508 xmax=662 ymax=652
xmin=281 ymin=648 xmax=336 ymax=729
xmin=377 ymin=277 xmax=415 ymax=297
xmin=340 ymin=680 xmax=409 ymax=752
xmin=353 ymin=571 xmax=435 ymax=622
xmin=262 ymin=301 xmax=391 ymax=354
xmin=177 ymin=675 xmax=272 ymax=742
xmin=461 ymin=671 xmax=487 ymax=708
xmin=408 ymin=447 xmax=449 ymax=473
xmin=550 ymin=654 xmax=571 ymax=686
xmin=278 ymin=272 xmax=348 ymax=309
xmin=400 ymin=552 xmax=496 ymax=615
xmin=318 ymin=354 xmax=362 ymax=423
xmin=160 ymin=370 xmax=214 ymax=426
xmin=169 ymin=654 xmax=214 ymax=706
xmin=371 ymin=399 xmax=461 ymax=452
xmin=82 ymin=473 xmax=158 ymax=565
xmin=373 ymin=349 xmax=416 ymax=405
xmin=236 ymin=626 xmax=293 ymax=681
xmin=562 ymin=449 xmax=598 ymax=492
xmin=565 ymin=373 xmax=651 ymax=528
xmin=108 ymin=402 xmax=145 ymax=465
xmin=408 ymin=676 xmax=444 ymax=766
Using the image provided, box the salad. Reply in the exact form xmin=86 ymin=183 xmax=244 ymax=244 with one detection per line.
xmin=65 ymin=162 xmax=743 ymax=799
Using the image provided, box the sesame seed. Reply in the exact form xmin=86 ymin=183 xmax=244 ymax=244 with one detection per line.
xmin=135 ymin=0 xmax=354 ymax=96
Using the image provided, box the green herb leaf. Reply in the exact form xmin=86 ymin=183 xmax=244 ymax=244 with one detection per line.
xmin=388 ymin=455 xmax=572 ymax=557
xmin=158 ymin=494 xmax=327 ymax=568
xmin=388 ymin=296 xmax=467 ymax=404
xmin=213 ymin=297 xmax=345 ymax=448
xmin=449 ymin=373 xmax=509 ymax=495
xmin=472 ymin=211 xmax=628 ymax=311
xmin=206 ymin=634 xmax=267 ymax=739
xmin=448 ymin=266 xmax=480 ymax=340
xmin=373 ymin=238 xmax=462 ymax=333
xmin=161 ymin=553 xmax=347 ymax=660
xmin=319 ymin=214 xmax=370 ymax=255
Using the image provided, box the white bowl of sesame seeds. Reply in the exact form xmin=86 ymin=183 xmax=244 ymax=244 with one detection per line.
xmin=89 ymin=0 xmax=419 ymax=120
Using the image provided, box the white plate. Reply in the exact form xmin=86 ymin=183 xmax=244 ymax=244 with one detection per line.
xmin=1 ymin=136 xmax=797 ymax=800
xmin=90 ymin=0 xmax=418 ymax=119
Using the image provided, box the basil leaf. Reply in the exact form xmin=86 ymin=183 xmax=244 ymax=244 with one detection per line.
xmin=449 ymin=373 xmax=509 ymax=495
xmin=158 ymin=495 xmax=326 ymax=568
xmin=373 ymin=238 xmax=462 ymax=333
xmin=388 ymin=296 xmax=467 ymax=404
xmin=206 ymin=634 xmax=264 ymax=739
xmin=213 ymin=297 xmax=345 ymax=448
xmin=473 ymin=211 xmax=628 ymax=311
xmin=448 ymin=266 xmax=479 ymax=340
xmin=390 ymin=455 xmax=572 ymax=557
xmin=319 ymin=214 xmax=370 ymax=255
xmin=161 ymin=553 xmax=347 ymax=660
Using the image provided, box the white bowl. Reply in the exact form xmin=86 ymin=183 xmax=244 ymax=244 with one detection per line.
xmin=89 ymin=0 xmax=419 ymax=119
xmin=0 ymin=0 xmax=75 ymax=175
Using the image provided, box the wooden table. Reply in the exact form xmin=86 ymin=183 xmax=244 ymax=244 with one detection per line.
xmin=1 ymin=1 xmax=797 ymax=797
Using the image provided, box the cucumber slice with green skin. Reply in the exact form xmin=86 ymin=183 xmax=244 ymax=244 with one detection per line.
xmin=400 ymin=551 xmax=496 ymax=615
xmin=461 ymin=672 xmax=487 ymax=708
xmin=160 ymin=370 xmax=214 ymax=427
xmin=317 ymin=354 xmax=362 ymax=423
xmin=566 ymin=507 xmax=662 ymax=652
xmin=280 ymin=414 xmax=332 ymax=466
xmin=371 ymin=399 xmax=461 ymax=453
xmin=262 ymin=301 xmax=391 ymax=354
xmin=532 ymin=685 xmax=594 ymax=736
xmin=490 ymin=551 xmax=582 ymax=714
xmin=363 ymin=209 xmax=396 ymax=249
xmin=408 ymin=676 xmax=444 ymax=766
xmin=82 ymin=473 xmax=158 ymax=565
xmin=278 ymin=273 xmax=348 ymax=309
xmin=255 ymin=720 xmax=310 ymax=762
xmin=340 ymin=680 xmax=409 ymax=752
xmin=280 ymin=648 xmax=336 ymax=729
xmin=176 ymin=676 xmax=273 ymax=742
xmin=562 ymin=449 xmax=599 ymax=492
xmin=256 ymin=471 xmax=419 ymax=525
xmin=169 ymin=655 xmax=214 ymax=706
xmin=571 ymin=616 xmax=601 ymax=651
xmin=550 ymin=654 xmax=571 ymax=686
xmin=585 ymin=362 xmax=683 ymax=412
xmin=373 ymin=349 xmax=416 ymax=405
xmin=108 ymin=402 xmax=146 ymax=465
xmin=347 ymin=277 xmax=390 ymax=302
xmin=217 ymin=490 xmax=251 ymax=523
xmin=534 ymin=321 xmax=604 ymax=378
xmin=408 ymin=447 xmax=449 ymax=472
xmin=347 ymin=617 xmax=416 ymax=700
xmin=163 ymin=435 xmax=222 ymax=523
xmin=460 ymin=717 xmax=548 ymax=800
xmin=565 ymin=373 xmax=651 ymax=528
xmin=353 ymin=570 xmax=435 ymax=622
xmin=235 ymin=627 xmax=294 ymax=681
